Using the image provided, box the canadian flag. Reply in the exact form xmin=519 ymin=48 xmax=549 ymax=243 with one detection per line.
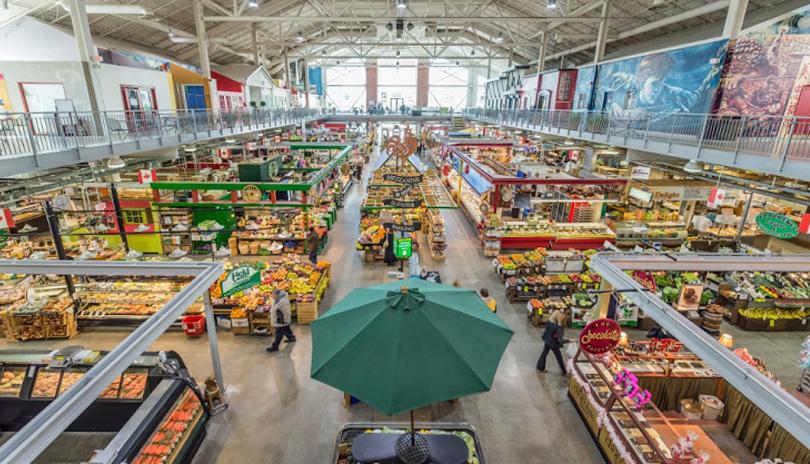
xmin=799 ymin=213 xmax=810 ymax=234
xmin=138 ymin=169 xmax=157 ymax=184
xmin=708 ymin=187 xmax=726 ymax=208
xmin=0 ymin=208 xmax=14 ymax=230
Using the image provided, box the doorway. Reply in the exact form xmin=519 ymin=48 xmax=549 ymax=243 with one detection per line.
xmin=390 ymin=97 xmax=404 ymax=113
xmin=121 ymin=86 xmax=157 ymax=132
xmin=183 ymin=84 xmax=207 ymax=111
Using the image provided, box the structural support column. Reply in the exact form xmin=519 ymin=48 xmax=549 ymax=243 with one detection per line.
xmin=466 ymin=68 xmax=478 ymax=108
xmin=736 ymin=191 xmax=754 ymax=242
xmin=192 ymin=0 xmax=210 ymax=79
xmin=251 ymin=23 xmax=260 ymax=66
xmin=593 ymin=0 xmax=611 ymax=64
xmin=366 ymin=60 xmax=378 ymax=108
xmin=303 ymin=59 xmax=310 ymax=108
xmin=722 ymin=0 xmax=749 ymax=39
xmin=416 ymin=59 xmax=429 ymax=108
xmin=486 ymin=53 xmax=492 ymax=79
xmin=537 ymin=31 xmax=548 ymax=74
xmin=284 ymin=49 xmax=291 ymax=89
xmin=67 ymin=0 xmax=104 ymax=113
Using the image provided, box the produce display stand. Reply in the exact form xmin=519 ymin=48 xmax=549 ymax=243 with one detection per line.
xmin=331 ymin=422 xmax=486 ymax=464
xmin=442 ymin=144 xmax=623 ymax=251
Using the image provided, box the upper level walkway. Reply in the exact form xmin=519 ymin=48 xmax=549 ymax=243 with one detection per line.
xmin=464 ymin=108 xmax=810 ymax=182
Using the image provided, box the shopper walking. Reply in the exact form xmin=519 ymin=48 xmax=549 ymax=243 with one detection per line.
xmin=266 ymin=289 xmax=295 ymax=353
xmin=536 ymin=310 xmax=567 ymax=374
xmin=479 ymin=288 xmax=497 ymax=313
xmin=306 ymin=226 xmax=319 ymax=265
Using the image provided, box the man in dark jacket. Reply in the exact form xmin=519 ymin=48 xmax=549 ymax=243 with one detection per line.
xmin=537 ymin=310 xmax=567 ymax=374
xmin=306 ymin=227 xmax=319 ymax=265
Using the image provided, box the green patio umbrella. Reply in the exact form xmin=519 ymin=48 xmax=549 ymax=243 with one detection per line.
xmin=311 ymin=278 xmax=513 ymax=416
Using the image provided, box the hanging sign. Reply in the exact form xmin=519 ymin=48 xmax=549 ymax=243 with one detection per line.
xmin=217 ymin=148 xmax=230 ymax=159
xmin=52 ymin=194 xmax=72 ymax=211
xmin=242 ymin=185 xmax=262 ymax=202
xmin=0 ymin=208 xmax=14 ymax=230
xmin=393 ymin=184 xmax=415 ymax=198
xmin=630 ymin=166 xmax=651 ymax=180
xmin=383 ymin=198 xmax=423 ymax=208
xmin=221 ymin=266 xmax=261 ymax=297
xmin=94 ymin=202 xmax=107 ymax=212
xmin=756 ymin=212 xmax=799 ymax=239
xmin=383 ymin=222 xmax=422 ymax=232
xmin=393 ymin=237 xmax=413 ymax=259
xmin=676 ymin=284 xmax=704 ymax=311
xmin=382 ymin=174 xmax=423 ymax=185
xmin=631 ymin=271 xmax=657 ymax=292
xmin=579 ymin=318 xmax=621 ymax=355
xmin=138 ymin=169 xmax=157 ymax=184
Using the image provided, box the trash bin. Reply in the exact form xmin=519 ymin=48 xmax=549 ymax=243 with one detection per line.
xmin=699 ymin=395 xmax=725 ymax=420
xmin=181 ymin=314 xmax=206 ymax=337
xmin=679 ymin=399 xmax=703 ymax=420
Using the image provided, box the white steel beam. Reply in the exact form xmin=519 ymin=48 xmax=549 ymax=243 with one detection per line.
xmin=0 ymin=260 xmax=224 ymax=464
xmin=722 ymin=0 xmax=749 ymax=39
xmin=589 ymin=253 xmax=810 ymax=451
xmin=203 ymin=15 xmax=606 ymax=23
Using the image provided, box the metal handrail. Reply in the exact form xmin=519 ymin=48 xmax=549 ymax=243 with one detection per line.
xmin=462 ymin=107 xmax=810 ymax=163
xmin=0 ymin=108 xmax=325 ymax=157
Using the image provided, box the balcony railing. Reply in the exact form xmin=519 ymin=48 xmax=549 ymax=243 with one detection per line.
xmin=464 ymin=108 xmax=810 ymax=165
xmin=0 ymin=108 xmax=322 ymax=158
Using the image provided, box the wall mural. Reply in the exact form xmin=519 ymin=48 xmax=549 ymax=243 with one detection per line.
xmin=590 ymin=39 xmax=728 ymax=119
xmin=715 ymin=7 xmax=810 ymax=118
xmin=572 ymin=65 xmax=596 ymax=111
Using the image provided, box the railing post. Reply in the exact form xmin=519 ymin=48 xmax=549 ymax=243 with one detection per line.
xmin=642 ymin=117 xmax=651 ymax=148
xmin=219 ymin=111 xmax=224 ymax=134
xmin=667 ymin=116 xmax=676 ymax=150
xmin=155 ymin=110 xmax=163 ymax=146
xmin=23 ymin=114 xmax=38 ymax=158
xmin=779 ymin=118 xmax=797 ymax=172
xmin=695 ymin=114 xmax=710 ymax=159
xmin=732 ymin=117 xmax=745 ymax=164
xmin=191 ymin=110 xmax=198 ymax=139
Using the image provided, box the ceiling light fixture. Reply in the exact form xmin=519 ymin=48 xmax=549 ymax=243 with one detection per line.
xmin=494 ymin=32 xmax=504 ymax=43
xmin=396 ymin=50 xmax=400 ymax=57
xmin=470 ymin=49 xmax=475 ymax=56
xmin=396 ymin=0 xmax=406 ymax=9
xmin=683 ymin=159 xmax=702 ymax=174
xmin=247 ymin=0 xmax=258 ymax=7
xmin=547 ymin=0 xmax=557 ymax=9
xmin=296 ymin=30 xmax=305 ymax=42
xmin=107 ymin=157 xmax=126 ymax=169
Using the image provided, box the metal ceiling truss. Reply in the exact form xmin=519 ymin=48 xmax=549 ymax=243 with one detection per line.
xmin=0 ymin=260 xmax=225 ymax=464
xmin=589 ymin=253 xmax=810 ymax=451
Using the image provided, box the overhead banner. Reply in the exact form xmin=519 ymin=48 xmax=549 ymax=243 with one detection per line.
xmin=382 ymin=174 xmax=423 ymax=185
xmin=707 ymin=187 xmax=726 ymax=208
xmin=138 ymin=169 xmax=157 ymax=184
xmin=383 ymin=198 xmax=423 ymax=208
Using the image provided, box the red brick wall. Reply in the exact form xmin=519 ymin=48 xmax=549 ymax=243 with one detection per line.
xmin=366 ymin=65 xmax=378 ymax=107
xmin=416 ymin=65 xmax=429 ymax=107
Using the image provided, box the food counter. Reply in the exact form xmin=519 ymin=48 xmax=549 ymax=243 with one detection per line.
xmin=0 ymin=349 xmax=208 ymax=464
xmin=490 ymin=219 xmax=615 ymax=250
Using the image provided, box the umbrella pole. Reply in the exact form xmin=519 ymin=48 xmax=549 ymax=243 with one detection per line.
xmin=410 ymin=409 xmax=415 ymax=446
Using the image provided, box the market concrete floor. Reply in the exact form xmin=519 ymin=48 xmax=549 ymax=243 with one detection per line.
xmin=3 ymin=146 xmax=807 ymax=464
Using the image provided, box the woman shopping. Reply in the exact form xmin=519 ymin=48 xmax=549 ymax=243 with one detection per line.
xmin=536 ymin=310 xmax=568 ymax=374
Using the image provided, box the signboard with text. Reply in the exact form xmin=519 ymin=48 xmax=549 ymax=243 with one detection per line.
xmin=756 ymin=212 xmax=799 ymax=239
xmin=221 ymin=266 xmax=261 ymax=297
xmin=579 ymin=318 xmax=621 ymax=355
xmin=394 ymin=237 xmax=413 ymax=259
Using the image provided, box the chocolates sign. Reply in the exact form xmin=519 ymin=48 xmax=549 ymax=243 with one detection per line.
xmin=382 ymin=174 xmax=423 ymax=185
xmin=579 ymin=318 xmax=621 ymax=355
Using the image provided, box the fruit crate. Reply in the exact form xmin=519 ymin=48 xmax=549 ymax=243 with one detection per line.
xmin=296 ymin=301 xmax=318 ymax=324
xmin=331 ymin=422 xmax=486 ymax=464
xmin=231 ymin=317 xmax=250 ymax=335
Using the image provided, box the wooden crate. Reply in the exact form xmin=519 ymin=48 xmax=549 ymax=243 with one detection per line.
xmin=249 ymin=312 xmax=273 ymax=336
xmin=297 ymin=301 xmax=318 ymax=324
xmin=231 ymin=318 xmax=250 ymax=334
